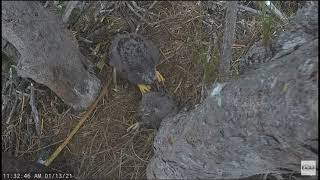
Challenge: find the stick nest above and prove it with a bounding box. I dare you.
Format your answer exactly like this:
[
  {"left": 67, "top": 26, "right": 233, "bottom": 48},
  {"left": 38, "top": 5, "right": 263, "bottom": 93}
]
[{"left": 2, "top": 1, "right": 303, "bottom": 179}]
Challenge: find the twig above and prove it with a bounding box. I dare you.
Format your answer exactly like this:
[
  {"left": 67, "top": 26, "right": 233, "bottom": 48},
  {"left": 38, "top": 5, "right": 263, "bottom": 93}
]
[
  {"left": 126, "top": 2, "right": 150, "bottom": 26},
  {"left": 134, "top": 1, "right": 158, "bottom": 33},
  {"left": 98, "top": 1, "right": 116, "bottom": 15},
  {"left": 44, "top": 77, "right": 112, "bottom": 166},
  {"left": 149, "top": 13, "right": 181, "bottom": 26},
  {"left": 147, "top": 1, "right": 158, "bottom": 12},
  {"left": 131, "top": 1, "right": 147, "bottom": 13},
  {"left": 238, "top": 4, "right": 262, "bottom": 15},
  {"left": 20, "top": 139, "right": 64, "bottom": 153},
  {"left": 6, "top": 97, "right": 18, "bottom": 124},
  {"left": 21, "top": 94, "right": 25, "bottom": 111},
  {"left": 264, "top": 1, "right": 289, "bottom": 23},
  {"left": 8, "top": 67, "right": 13, "bottom": 96},
  {"left": 131, "top": 1, "right": 159, "bottom": 17},
  {"left": 5, "top": 67, "right": 17, "bottom": 124},
  {"left": 44, "top": 1, "right": 50, "bottom": 8},
  {"left": 15, "top": 90, "right": 30, "bottom": 97},
  {"left": 78, "top": 37, "right": 93, "bottom": 44},
  {"left": 173, "top": 79, "right": 183, "bottom": 94},
  {"left": 119, "top": 149, "right": 123, "bottom": 179},
  {"left": 131, "top": 144, "right": 148, "bottom": 162},
  {"left": 220, "top": 1, "right": 238, "bottom": 81},
  {"left": 29, "top": 83, "right": 41, "bottom": 136},
  {"left": 112, "top": 68, "right": 118, "bottom": 92},
  {"left": 99, "top": 9, "right": 114, "bottom": 15},
  {"left": 62, "top": 1, "right": 80, "bottom": 23},
  {"left": 2, "top": 74, "right": 10, "bottom": 113},
  {"left": 53, "top": 1, "right": 59, "bottom": 7},
  {"left": 232, "top": 44, "right": 246, "bottom": 48},
  {"left": 2, "top": 95, "right": 8, "bottom": 112}
]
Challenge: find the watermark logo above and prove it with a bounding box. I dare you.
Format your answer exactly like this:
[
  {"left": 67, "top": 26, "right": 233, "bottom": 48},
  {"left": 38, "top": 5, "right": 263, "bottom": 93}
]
[{"left": 301, "top": 160, "right": 316, "bottom": 176}]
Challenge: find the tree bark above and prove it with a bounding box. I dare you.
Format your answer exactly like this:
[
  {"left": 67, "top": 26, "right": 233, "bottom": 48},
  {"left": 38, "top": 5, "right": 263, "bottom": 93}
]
[
  {"left": 2, "top": 1, "right": 101, "bottom": 111},
  {"left": 147, "top": 3, "right": 318, "bottom": 179}
]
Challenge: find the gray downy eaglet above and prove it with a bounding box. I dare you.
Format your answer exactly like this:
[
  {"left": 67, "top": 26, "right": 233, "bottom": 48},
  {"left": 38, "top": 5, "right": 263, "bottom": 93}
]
[
  {"left": 109, "top": 33, "right": 165, "bottom": 93},
  {"left": 128, "top": 92, "right": 177, "bottom": 131}
]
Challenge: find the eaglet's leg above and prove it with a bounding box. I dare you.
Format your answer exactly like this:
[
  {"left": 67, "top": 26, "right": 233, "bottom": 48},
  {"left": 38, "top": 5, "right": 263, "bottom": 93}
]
[
  {"left": 138, "top": 84, "right": 151, "bottom": 94},
  {"left": 156, "top": 70, "right": 165, "bottom": 83}
]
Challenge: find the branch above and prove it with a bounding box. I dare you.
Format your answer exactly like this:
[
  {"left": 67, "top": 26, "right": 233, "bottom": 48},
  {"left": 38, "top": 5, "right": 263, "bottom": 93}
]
[
  {"left": 62, "top": 1, "right": 80, "bottom": 23},
  {"left": 220, "top": 1, "right": 238, "bottom": 80},
  {"left": 43, "top": 1, "right": 50, "bottom": 8},
  {"left": 131, "top": 1, "right": 159, "bottom": 17},
  {"left": 264, "top": 1, "right": 289, "bottom": 23},
  {"left": 29, "top": 83, "right": 41, "bottom": 136},
  {"left": 44, "top": 78, "right": 111, "bottom": 166},
  {"left": 238, "top": 4, "right": 262, "bottom": 15},
  {"left": 127, "top": 1, "right": 158, "bottom": 33}
]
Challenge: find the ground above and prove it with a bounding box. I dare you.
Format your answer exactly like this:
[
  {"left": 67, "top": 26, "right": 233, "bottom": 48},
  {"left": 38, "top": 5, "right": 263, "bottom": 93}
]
[{"left": 2, "top": 1, "right": 302, "bottom": 179}]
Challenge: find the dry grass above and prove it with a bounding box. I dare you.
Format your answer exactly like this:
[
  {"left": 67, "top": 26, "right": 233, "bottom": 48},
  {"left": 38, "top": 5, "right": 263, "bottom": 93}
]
[
  {"left": 61, "top": 2, "right": 207, "bottom": 179},
  {"left": 1, "top": 2, "right": 208, "bottom": 179},
  {"left": 2, "top": 1, "right": 303, "bottom": 179}
]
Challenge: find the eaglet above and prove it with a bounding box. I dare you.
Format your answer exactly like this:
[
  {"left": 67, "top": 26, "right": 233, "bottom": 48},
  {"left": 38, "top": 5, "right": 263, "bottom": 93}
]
[
  {"left": 127, "top": 92, "right": 177, "bottom": 131},
  {"left": 109, "top": 33, "right": 165, "bottom": 93}
]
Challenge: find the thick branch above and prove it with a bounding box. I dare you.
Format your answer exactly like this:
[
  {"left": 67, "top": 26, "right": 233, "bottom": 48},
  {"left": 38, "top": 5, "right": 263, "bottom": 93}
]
[
  {"left": 220, "top": 1, "right": 238, "bottom": 80},
  {"left": 2, "top": 1, "right": 101, "bottom": 111}
]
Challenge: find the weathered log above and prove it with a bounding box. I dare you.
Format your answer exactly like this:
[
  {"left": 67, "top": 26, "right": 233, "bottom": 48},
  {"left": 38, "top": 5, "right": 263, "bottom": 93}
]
[
  {"left": 147, "top": 3, "right": 318, "bottom": 179},
  {"left": 2, "top": 1, "right": 101, "bottom": 111}
]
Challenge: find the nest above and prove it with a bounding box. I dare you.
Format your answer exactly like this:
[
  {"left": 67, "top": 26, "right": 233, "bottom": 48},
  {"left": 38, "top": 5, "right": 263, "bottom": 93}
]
[{"left": 2, "top": 1, "right": 303, "bottom": 179}]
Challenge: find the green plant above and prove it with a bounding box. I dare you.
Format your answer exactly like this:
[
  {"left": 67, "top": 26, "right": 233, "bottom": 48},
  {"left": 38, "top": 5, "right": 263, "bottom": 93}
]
[
  {"left": 258, "top": 2, "right": 277, "bottom": 47},
  {"left": 192, "top": 43, "right": 219, "bottom": 84},
  {"left": 203, "top": 46, "right": 219, "bottom": 84}
]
